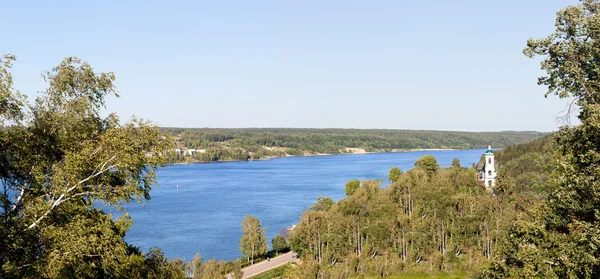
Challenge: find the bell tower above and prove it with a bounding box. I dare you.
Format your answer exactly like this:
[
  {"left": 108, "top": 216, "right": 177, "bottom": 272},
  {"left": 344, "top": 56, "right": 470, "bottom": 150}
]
[{"left": 484, "top": 146, "right": 496, "bottom": 188}]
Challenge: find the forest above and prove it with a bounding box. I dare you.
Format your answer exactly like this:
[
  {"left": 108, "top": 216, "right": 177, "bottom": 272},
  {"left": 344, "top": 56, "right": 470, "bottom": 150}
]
[
  {"left": 162, "top": 128, "right": 544, "bottom": 163},
  {"left": 282, "top": 134, "right": 554, "bottom": 278}
]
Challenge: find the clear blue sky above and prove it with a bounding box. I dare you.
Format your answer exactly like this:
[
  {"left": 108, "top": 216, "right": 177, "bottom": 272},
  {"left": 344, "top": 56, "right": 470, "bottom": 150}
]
[{"left": 2, "top": 0, "right": 578, "bottom": 132}]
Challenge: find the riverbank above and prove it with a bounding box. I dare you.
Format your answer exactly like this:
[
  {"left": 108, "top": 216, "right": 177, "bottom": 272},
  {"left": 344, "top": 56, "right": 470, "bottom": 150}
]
[{"left": 167, "top": 148, "right": 463, "bottom": 165}]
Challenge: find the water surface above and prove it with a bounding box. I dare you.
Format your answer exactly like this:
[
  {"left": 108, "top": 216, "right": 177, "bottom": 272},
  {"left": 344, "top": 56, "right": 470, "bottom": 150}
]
[{"left": 123, "top": 149, "right": 485, "bottom": 261}]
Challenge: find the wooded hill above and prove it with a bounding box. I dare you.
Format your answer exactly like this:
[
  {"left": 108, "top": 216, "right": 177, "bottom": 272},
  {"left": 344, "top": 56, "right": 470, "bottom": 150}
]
[
  {"left": 284, "top": 134, "right": 555, "bottom": 278},
  {"left": 161, "top": 128, "right": 545, "bottom": 163}
]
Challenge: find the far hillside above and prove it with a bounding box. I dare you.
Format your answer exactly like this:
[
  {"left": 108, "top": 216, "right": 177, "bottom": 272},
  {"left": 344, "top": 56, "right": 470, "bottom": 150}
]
[{"left": 161, "top": 128, "right": 545, "bottom": 163}]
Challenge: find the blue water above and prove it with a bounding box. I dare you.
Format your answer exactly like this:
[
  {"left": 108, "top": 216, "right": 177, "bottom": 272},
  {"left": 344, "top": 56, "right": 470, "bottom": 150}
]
[{"left": 122, "top": 149, "right": 485, "bottom": 261}]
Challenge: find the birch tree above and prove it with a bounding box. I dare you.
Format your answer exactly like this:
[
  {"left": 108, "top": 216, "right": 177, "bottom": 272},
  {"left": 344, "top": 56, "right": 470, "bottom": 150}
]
[
  {"left": 0, "top": 55, "right": 174, "bottom": 277},
  {"left": 239, "top": 215, "right": 268, "bottom": 264}
]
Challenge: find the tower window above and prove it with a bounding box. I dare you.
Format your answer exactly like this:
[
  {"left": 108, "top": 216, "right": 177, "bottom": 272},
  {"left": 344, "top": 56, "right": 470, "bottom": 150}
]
[
  {"left": 488, "top": 170, "right": 492, "bottom": 176},
  {"left": 488, "top": 158, "right": 492, "bottom": 164},
  {"left": 488, "top": 180, "right": 492, "bottom": 187}
]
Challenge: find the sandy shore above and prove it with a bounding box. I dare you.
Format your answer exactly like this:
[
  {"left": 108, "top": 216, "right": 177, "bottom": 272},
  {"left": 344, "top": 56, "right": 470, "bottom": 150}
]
[
  {"left": 169, "top": 148, "right": 460, "bottom": 165},
  {"left": 405, "top": 148, "right": 458, "bottom": 152}
]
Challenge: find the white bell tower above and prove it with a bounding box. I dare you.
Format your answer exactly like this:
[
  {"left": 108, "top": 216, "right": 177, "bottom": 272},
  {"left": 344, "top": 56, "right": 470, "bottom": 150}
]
[{"left": 484, "top": 146, "right": 496, "bottom": 188}]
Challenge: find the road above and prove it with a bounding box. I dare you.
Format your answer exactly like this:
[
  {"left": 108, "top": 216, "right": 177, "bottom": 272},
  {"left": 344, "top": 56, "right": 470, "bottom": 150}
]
[{"left": 228, "top": 251, "right": 298, "bottom": 279}]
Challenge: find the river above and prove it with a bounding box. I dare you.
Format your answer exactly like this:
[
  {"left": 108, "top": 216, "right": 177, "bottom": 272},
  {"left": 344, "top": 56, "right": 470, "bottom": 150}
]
[{"left": 122, "top": 149, "right": 486, "bottom": 261}]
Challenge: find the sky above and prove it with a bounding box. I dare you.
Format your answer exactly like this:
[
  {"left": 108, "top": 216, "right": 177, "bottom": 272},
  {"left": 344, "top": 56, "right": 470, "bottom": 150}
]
[{"left": 1, "top": 0, "right": 580, "bottom": 132}]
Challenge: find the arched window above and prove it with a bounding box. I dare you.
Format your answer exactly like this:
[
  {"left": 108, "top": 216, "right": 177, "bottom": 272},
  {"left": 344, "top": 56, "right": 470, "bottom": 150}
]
[
  {"left": 488, "top": 180, "right": 492, "bottom": 187},
  {"left": 488, "top": 158, "right": 492, "bottom": 164},
  {"left": 488, "top": 170, "right": 492, "bottom": 176}
]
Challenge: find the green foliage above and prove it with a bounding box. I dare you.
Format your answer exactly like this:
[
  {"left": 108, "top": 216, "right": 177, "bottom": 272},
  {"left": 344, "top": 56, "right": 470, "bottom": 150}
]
[
  {"left": 250, "top": 263, "right": 290, "bottom": 279},
  {"left": 388, "top": 272, "right": 468, "bottom": 278},
  {"left": 493, "top": 135, "right": 555, "bottom": 196},
  {"left": 451, "top": 158, "right": 461, "bottom": 169},
  {"left": 271, "top": 235, "right": 290, "bottom": 254},
  {"left": 139, "top": 248, "right": 187, "bottom": 279},
  {"left": 231, "top": 262, "right": 244, "bottom": 279},
  {"left": 0, "top": 56, "right": 177, "bottom": 278},
  {"left": 187, "top": 253, "right": 203, "bottom": 279},
  {"left": 240, "top": 215, "right": 269, "bottom": 264},
  {"left": 162, "top": 127, "right": 545, "bottom": 163},
  {"left": 196, "top": 259, "right": 228, "bottom": 279},
  {"left": 523, "top": 0, "right": 600, "bottom": 105},
  {"left": 0, "top": 54, "right": 26, "bottom": 124},
  {"left": 310, "top": 196, "right": 334, "bottom": 211},
  {"left": 291, "top": 168, "right": 480, "bottom": 275},
  {"left": 183, "top": 253, "right": 232, "bottom": 279},
  {"left": 485, "top": 1, "right": 600, "bottom": 277},
  {"left": 288, "top": 138, "right": 555, "bottom": 278},
  {"left": 283, "top": 258, "right": 320, "bottom": 278},
  {"left": 414, "top": 155, "right": 440, "bottom": 177},
  {"left": 389, "top": 166, "right": 402, "bottom": 182},
  {"left": 345, "top": 180, "right": 360, "bottom": 196}
]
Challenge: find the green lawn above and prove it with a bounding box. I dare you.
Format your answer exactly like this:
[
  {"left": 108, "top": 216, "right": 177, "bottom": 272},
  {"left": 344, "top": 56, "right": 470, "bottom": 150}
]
[
  {"left": 354, "top": 271, "right": 470, "bottom": 279},
  {"left": 247, "top": 265, "right": 469, "bottom": 279}
]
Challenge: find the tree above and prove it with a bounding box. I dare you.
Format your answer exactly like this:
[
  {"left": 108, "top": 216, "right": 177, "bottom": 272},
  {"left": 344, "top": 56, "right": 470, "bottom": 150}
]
[
  {"left": 139, "top": 248, "right": 187, "bottom": 279},
  {"left": 272, "top": 235, "right": 290, "bottom": 254},
  {"left": 284, "top": 257, "right": 320, "bottom": 279},
  {"left": 187, "top": 253, "right": 202, "bottom": 279},
  {"left": 231, "top": 262, "right": 244, "bottom": 279},
  {"left": 451, "top": 158, "right": 461, "bottom": 169},
  {"left": 345, "top": 180, "right": 360, "bottom": 196},
  {"left": 309, "top": 196, "right": 333, "bottom": 211},
  {"left": 199, "top": 259, "right": 226, "bottom": 279},
  {"left": 389, "top": 167, "right": 402, "bottom": 182},
  {"left": 487, "top": 1, "right": 600, "bottom": 277},
  {"left": 414, "top": 155, "right": 439, "bottom": 177},
  {"left": 523, "top": 0, "right": 600, "bottom": 109},
  {"left": 0, "top": 54, "right": 25, "bottom": 125},
  {"left": 0, "top": 56, "right": 174, "bottom": 277},
  {"left": 239, "top": 215, "right": 268, "bottom": 264}
]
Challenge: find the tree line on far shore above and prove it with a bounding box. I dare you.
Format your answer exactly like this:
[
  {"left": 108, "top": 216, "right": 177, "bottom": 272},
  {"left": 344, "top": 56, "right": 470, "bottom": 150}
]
[{"left": 162, "top": 127, "right": 544, "bottom": 163}]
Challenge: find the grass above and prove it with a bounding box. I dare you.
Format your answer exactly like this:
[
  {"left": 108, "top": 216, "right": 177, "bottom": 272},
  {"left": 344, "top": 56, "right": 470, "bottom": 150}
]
[
  {"left": 354, "top": 271, "right": 470, "bottom": 279},
  {"left": 248, "top": 263, "right": 290, "bottom": 279},
  {"left": 246, "top": 263, "right": 469, "bottom": 279},
  {"left": 386, "top": 273, "right": 468, "bottom": 279}
]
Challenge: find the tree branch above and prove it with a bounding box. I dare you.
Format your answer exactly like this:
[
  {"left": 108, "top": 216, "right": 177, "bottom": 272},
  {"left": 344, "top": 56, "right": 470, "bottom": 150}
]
[
  {"left": 557, "top": 98, "right": 578, "bottom": 126},
  {"left": 10, "top": 186, "right": 25, "bottom": 212},
  {"left": 26, "top": 153, "right": 120, "bottom": 230},
  {"left": 577, "top": 72, "right": 597, "bottom": 104},
  {"left": 71, "top": 162, "right": 119, "bottom": 193}
]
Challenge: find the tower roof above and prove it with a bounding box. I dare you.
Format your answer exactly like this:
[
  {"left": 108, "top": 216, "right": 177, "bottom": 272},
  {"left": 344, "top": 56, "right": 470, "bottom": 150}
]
[{"left": 485, "top": 145, "right": 494, "bottom": 154}]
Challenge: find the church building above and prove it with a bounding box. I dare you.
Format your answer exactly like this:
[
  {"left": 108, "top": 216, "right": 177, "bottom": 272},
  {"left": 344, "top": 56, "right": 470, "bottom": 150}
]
[{"left": 476, "top": 146, "right": 496, "bottom": 188}]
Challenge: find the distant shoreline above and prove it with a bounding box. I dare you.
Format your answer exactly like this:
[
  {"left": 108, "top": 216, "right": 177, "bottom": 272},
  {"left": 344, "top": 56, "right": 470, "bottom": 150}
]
[{"left": 166, "top": 148, "right": 464, "bottom": 165}]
